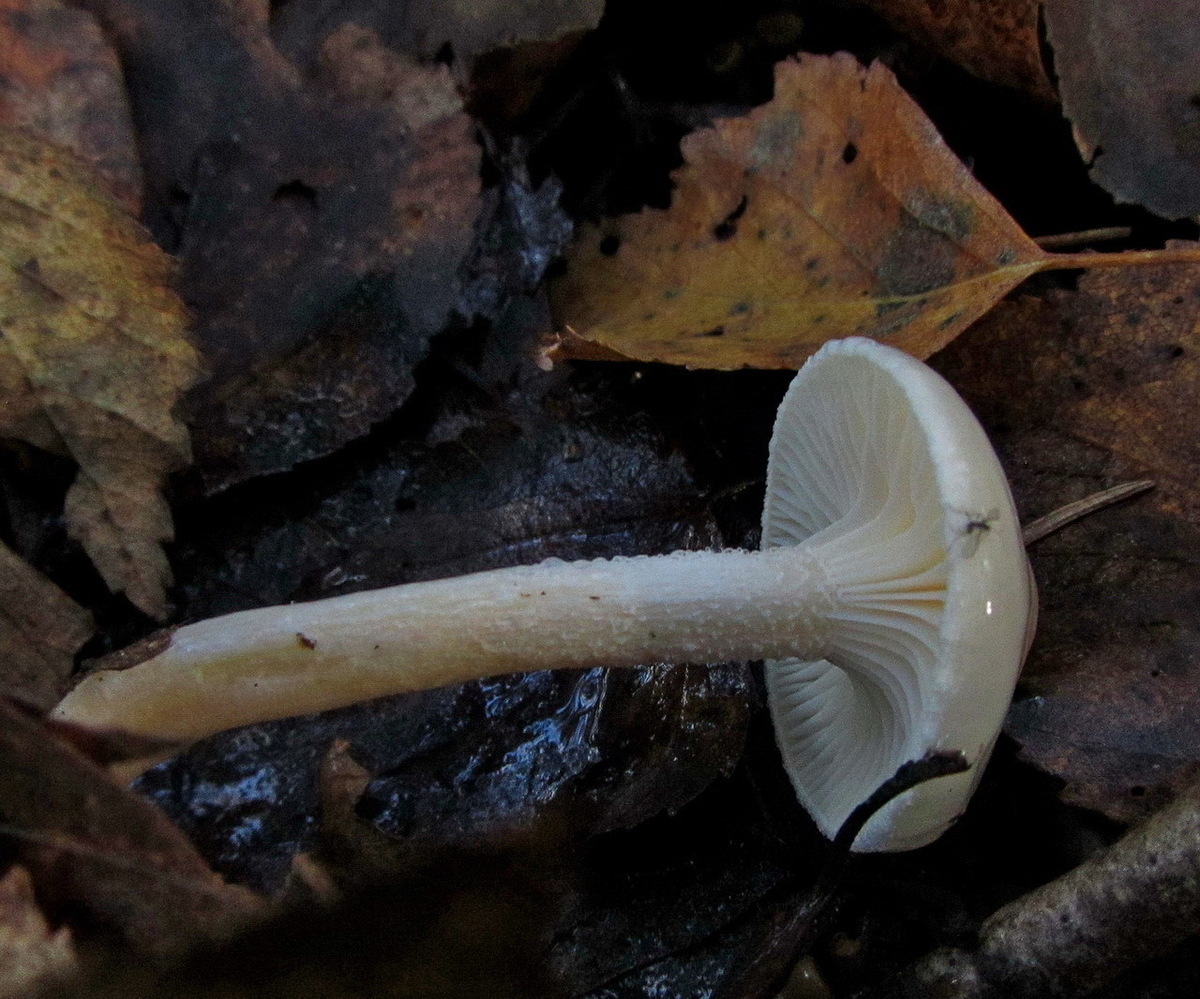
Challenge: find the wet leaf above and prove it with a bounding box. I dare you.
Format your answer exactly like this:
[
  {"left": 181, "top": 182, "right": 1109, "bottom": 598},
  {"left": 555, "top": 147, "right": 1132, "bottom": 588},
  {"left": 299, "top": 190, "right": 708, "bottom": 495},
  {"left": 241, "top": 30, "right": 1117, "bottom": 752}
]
[
  {"left": 127, "top": 333, "right": 810, "bottom": 994},
  {"left": 549, "top": 54, "right": 1200, "bottom": 371},
  {"left": 932, "top": 249, "right": 1200, "bottom": 822},
  {"left": 852, "top": 0, "right": 1054, "bottom": 99},
  {"left": 0, "top": 0, "right": 142, "bottom": 210},
  {"left": 145, "top": 354, "right": 757, "bottom": 889},
  {"left": 0, "top": 864, "right": 76, "bottom": 999},
  {"left": 1044, "top": 0, "right": 1200, "bottom": 219},
  {"left": 0, "top": 128, "right": 201, "bottom": 617},
  {"left": 0, "top": 700, "right": 267, "bottom": 955},
  {"left": 0, "top": 538, "right": 93, "bottom": 708}
]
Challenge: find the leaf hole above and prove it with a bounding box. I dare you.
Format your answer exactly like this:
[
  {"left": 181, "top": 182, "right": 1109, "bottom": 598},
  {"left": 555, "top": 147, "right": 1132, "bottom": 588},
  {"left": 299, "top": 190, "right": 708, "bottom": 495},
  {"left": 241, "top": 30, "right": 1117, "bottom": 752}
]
[
  {"left": 841, "top": 142, "right": 858, "bottom": 164},
  {"left": 712, "top": 195, "right": 749, "bottom": 241},
  {"left": 599, "top": 234, "right": 621, "bottom": 256},
  {"left": 1130, "top": 785, "right": 1146, "bottom": 797}
]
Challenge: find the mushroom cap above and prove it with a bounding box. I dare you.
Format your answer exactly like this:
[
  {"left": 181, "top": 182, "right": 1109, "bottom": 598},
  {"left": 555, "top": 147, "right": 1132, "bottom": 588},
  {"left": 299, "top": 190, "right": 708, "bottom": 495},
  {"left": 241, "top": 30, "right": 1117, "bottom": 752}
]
[{"left": 762, "top": 337, "right": 1035, "bottom": 851}]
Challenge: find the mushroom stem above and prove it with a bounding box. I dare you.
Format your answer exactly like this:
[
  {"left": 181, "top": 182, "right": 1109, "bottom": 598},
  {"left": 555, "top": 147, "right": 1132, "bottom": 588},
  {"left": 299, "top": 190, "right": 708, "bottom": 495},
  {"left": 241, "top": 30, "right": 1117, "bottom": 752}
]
[
  {"left": 50, "top": 337, "right": 1036, "bottom": 853},
  {"left": 53, "top": 546, "right": 839, "bottom": 742}
]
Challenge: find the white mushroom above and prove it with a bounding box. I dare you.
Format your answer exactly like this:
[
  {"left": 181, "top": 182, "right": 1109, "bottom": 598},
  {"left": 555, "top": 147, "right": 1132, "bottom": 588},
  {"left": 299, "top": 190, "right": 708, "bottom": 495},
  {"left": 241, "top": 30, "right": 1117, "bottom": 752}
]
[{"left": 52, "top": 337, "right": 1035, "bottom": 851}]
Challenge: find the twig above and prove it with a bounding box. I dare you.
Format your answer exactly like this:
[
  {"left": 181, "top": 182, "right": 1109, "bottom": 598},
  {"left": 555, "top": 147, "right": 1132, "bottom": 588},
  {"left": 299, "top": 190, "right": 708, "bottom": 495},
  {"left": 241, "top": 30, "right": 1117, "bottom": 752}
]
[
  {"left": 1034, "top": 227, "right": 1132, "bottom": 250},
  {"left": 1022, "top": 480, "right": 1154, "bottom": 546},
  {"left": 778, "top": 754, "right": 970, "bottom": 956},
  {"left": 858, "top": 777, "right": 1200, "bottom": 998}
]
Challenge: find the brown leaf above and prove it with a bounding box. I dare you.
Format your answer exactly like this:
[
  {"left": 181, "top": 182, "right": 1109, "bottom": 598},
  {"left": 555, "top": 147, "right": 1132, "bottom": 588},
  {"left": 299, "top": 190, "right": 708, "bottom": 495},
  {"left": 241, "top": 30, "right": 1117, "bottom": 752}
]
[
  {"left": 0, "top": 865, "right": 76, "bottom": 999},
  {"left": 84, "top": 1, "right": 486, "bottom": 489},
  {"left": 549, "top": 54, "right": 1050, "bottom": 369},
  {"left": 852, "top": 0, "right": 1055, "bottom": 100},
  {"left": 0, "top": 700, "right": 267, "bottom": 955},
  {"left": 271, "top": 0, "right": 604, "bottom": 68},
  {"left": 0, "top": 127, "right": 201, "bottom": 618},
  {"left": 0, "top": 539, "right": 92, "bottom": 708},
  {"left": 932, "top": 249, "right": 1200, "bottom": 822},
  {"left": 1044, "top": 0, "right": 1200, "bottom": 219},
  {"left": 0, "top": 0, "right": 142, "bottom": 211}
]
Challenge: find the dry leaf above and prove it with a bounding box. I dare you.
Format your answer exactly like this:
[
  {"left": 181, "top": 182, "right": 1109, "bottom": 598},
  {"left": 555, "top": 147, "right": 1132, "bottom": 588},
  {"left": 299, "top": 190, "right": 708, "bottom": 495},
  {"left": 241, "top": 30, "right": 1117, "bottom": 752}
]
[
  {"left": 0, "top": 539, "right": 93, "bottom": 708},
  {"left": 932, "top": 251, "right": 1200, "bottom": 822},
  {"left": 0, "top": 699, "right": 266, "bottom": 955},
  {"left": 549, "top": 54, "right": 1200, "bottom": 371},
  {"left": 0, "top": 127, "right": 201, "bottom": 618},
  {"left": 851, "top": 0, "right": 1054, "bottom": 100},
  {"left": 1044, "top": 0, "right": 1200, "bottom": 219},
  {"left": 550, "top": 54, "right": 1052, "bottom": 368},
  {"left": 0, "top": 865, "right": 76, "bottom": 999},
  {"left": 0, "top": 0, "right": 142, "bottom": 212}
]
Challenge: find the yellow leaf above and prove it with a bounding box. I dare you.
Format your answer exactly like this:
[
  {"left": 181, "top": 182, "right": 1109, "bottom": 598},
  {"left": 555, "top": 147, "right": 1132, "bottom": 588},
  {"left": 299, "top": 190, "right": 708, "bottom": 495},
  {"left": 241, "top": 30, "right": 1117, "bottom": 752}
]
[
  {"left": 549, "top": 54, "right": 1200, "bottom": 370},
  {"left": 0, "top": 128, "right": 202, "bottom": 618}
]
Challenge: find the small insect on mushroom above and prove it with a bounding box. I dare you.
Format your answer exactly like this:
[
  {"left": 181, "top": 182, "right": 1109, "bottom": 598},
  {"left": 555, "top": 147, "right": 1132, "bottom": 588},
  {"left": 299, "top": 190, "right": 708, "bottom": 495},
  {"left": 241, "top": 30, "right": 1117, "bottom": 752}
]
[{"left": 53, "top": 337, "right": 1036, "bottom": 852}]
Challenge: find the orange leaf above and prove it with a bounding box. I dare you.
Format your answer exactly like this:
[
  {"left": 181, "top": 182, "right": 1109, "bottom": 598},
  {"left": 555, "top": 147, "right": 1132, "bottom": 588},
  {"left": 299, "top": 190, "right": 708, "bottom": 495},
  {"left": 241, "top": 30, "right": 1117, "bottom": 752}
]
[{"left": 548, "top": 54, "right": 1200, "bottom": 371}]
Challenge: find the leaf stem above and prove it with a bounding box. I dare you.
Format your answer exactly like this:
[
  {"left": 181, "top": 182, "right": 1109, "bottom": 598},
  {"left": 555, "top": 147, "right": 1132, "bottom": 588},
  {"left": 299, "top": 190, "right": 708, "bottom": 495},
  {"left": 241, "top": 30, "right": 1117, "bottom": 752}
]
[{"left": 1047, "top": 246, "right": 1200, "bottom": 270}]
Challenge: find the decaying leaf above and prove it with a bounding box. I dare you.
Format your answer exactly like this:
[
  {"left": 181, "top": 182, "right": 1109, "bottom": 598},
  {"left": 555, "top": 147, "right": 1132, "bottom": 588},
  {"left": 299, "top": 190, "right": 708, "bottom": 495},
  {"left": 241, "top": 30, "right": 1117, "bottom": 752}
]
[
  {"left": 0, "top": 538, "right": 93, "bottom": 708},
  {"left": 549, "top": 54, "right": 1050, "bottom": 368},
  {"left": 0, "top": 0, "right": 142, "bottom": 211},
  {"left": 933, "top": 250, "right": 1200, "bottom": 822},
  {"left": 0, "top": 700, "right": 266, "bottom": 955},
  {"left": 82, "top": 0, "right": 489, "bottom": 489},
  {"left": 549, "top": 54, "right": 1200, "bottom": 371},
  {"left": 851, "top": 0, "right": 1054, "bottom": 100},
  {"left": 0, "top": 864, "right": 76, "bottom": 999},
  {"left": 0, "top": 128, "right": 201, "bottom": 618},
  {"left": 1044, "top": 0, "right": 1200, "bottom": 219},
  {"left": 271, "top": 0, "right": 604, "bottom": 69}
]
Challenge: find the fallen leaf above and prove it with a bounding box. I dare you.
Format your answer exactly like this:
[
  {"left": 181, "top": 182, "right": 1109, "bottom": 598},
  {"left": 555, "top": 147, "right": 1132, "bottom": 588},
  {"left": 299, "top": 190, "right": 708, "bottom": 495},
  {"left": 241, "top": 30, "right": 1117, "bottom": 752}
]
[
  {"left": 82, "top": 1, "right": 489, "bottom": 489},
  {"left": 271, "top": 0, "right": 604, "bottom": 69},
  {"left": 0, "top": 127, "right": 200, "bottom": 618},
  {"left": 0, "top": 699, "right": 266, "bottom": 955},
  {"left": 0, "top": 0, "right": 142, "bottom": 211},
  {"left": 932, "top": 249, "right": 1200, "bottom": 822},
  {"left": 1044, "top": 0, "right": 1200, "bottom": 219},
  {"left": 548, "top": 54, "right": 1200, "bottom": 371},
  {"left": 852, "top": 0, "right": 1054, "bottom": 100},
  {"left": 0, "top": 538, "right": 93, "bottom": 708},
  {"left": 145, "top": 356, "right": 756, "bottom": 889},
  {"left": 550, "top": 54, "right": 1052, "bottom": 368},
  {"left": 0, "top": 865, "right": 76, "bottom": 999}
]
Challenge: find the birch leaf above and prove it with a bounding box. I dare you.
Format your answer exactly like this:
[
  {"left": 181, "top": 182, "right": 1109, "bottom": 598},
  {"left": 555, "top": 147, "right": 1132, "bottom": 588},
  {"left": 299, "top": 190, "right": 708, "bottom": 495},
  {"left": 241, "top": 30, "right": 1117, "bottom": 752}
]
[
  {"left": 549, "top": 55, "right": 1200, "bottom": 370},
  {"left": 0, "top": 128, "right": 201, "bottom": 618}
]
